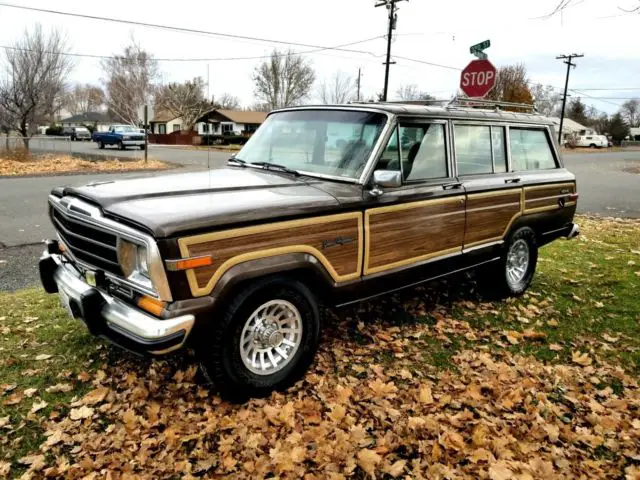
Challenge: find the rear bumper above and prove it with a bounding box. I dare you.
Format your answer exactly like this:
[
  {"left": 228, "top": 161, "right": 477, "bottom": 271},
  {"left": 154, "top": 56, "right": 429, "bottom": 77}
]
[{"left": 39, "top": 251, "right": 194, "bottom": 355}]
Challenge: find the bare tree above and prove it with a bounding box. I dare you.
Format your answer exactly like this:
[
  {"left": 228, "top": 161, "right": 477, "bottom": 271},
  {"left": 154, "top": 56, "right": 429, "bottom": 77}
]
[
  {"left": 530, "top": 83, "right": 561, "bottom": 116},
  {"left": 213, "top": 93, "right": 241, "bottom": 110},
  {"left": 546, "top": 0, "right": 639, "bottom": 15},
  {"left": 102, "top": 41, "right": 158, "bottom": 126},
  {"left": 485, "top": 64, "right": 534, "bottom": 108},
  {"left": 318, "top": 70, "right": 355, "bottom": 104},
  {"left": 64, "top": 84, "right": 105, "bottom": 116},
  {"left": 394, "top": 84, "right": 435, "bottom": 102},
  {"left": 620, "top": 99, "right": 640, "bottom": 127},
  {"left": 0, "top": 105, "right": 14, "bottom": 149},
  {"left": 0, "top": 25, "right": 72, "bottom": 149},
  {"left": 155, "top": 77, "right": 212, "bottom": 132},
  {"left": 253, "top": 49, "right": 315, "bottom": 110}
]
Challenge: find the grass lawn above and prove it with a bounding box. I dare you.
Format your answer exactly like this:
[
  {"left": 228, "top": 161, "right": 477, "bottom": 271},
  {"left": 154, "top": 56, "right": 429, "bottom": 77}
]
[{"left": 0, "top": 215, "right": 638, "bottom": 478}]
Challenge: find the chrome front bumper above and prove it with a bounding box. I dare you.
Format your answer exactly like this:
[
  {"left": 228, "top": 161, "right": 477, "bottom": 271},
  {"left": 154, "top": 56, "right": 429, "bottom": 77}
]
[
  {"left": 122, "top": 140, "right": 145, "bottom": 146},
  {"left": 40, "top": 252, "right": 194, "bottom": 354}
]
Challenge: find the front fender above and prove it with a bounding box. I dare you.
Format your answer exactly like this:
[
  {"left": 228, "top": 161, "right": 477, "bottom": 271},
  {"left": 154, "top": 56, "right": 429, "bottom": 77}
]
[{"left": 209, "top": 252, "right": 338, "bottom": 304}]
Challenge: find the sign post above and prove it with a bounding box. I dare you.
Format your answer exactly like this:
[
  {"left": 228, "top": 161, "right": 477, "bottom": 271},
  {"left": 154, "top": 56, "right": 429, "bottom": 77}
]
[{"left": 460, "top": 59, "right": 497, "bottom": 98}]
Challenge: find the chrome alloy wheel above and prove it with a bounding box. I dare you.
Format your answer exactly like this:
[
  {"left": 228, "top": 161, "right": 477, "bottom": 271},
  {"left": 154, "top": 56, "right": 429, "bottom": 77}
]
[
  {"left": 506, "top": 239, "right": 530, "bottom": 288},
  {"left": 240, "top": 300, "right": 303, "bottom": 376}
]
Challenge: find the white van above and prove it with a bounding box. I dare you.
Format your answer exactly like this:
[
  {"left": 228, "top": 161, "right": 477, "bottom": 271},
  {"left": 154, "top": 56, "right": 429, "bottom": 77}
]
[{"left": 575, "top": 134, "right": 608, "bottom": 148}]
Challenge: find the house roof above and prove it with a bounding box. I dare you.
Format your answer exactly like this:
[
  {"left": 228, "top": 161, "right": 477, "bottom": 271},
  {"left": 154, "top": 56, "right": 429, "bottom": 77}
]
[
  {"left": 61, "top": 112, "right": 115, "bottom": 123},
  {"left": 150, "top": 110, "right": 180, "bottom": 123},
  {"left": 215, "top": 110, "right": 268, "bottom": 124},
  {"left": 548, "top": 116, "right": 588, "bottom": 133}
]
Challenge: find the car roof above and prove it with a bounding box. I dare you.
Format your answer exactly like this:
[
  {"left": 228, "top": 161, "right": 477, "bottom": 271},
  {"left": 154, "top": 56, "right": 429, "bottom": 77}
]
[{"left": 273, "top": 103, "right": 554, "bottom": 127}]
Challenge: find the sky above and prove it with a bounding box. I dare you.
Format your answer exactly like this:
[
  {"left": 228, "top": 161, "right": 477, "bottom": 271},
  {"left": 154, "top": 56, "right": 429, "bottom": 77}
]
[{"left": 0, "top": 0, "right": 638, "bottom": 114}]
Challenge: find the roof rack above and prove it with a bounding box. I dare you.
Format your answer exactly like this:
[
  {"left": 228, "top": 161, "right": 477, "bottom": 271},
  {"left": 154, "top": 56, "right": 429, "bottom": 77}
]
[{"left": 447, "top": 96, "right": 537, "bottom": 113}]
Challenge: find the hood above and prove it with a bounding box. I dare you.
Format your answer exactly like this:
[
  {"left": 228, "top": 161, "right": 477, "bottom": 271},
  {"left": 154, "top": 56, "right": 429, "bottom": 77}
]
[{"left": 62, "top": 168, "right": 341, "bottom": 237}]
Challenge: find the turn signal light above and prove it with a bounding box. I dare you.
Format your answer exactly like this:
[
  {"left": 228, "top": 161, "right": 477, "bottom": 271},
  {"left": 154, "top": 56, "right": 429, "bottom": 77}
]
[
  {"left": 166, "top": 255, "right": 214, "bottom": 271},
  {"left": 137, "top": 295, "right": 165, "bottom": 316}
]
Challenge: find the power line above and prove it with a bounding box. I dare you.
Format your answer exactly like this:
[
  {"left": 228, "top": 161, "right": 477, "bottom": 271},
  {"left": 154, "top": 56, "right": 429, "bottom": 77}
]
[
  {"left": 569, "top": 89, "right": 623, "bottom": 107},
  {"left": 0, "top": 2, "right": 380, "bottom": 56},
  {"left": 393, "top": 55, "right": 460, "bottom": 71},
  {"left": 0, "top": 36, "right": 384, "bottom": 63}
]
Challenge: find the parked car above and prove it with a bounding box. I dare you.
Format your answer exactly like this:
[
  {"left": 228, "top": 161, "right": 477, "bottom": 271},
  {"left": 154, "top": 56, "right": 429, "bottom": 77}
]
[
  {"left": 92, "top": 125, "right": 145, "bottom": 150},
  {"left": 575, "top": 134, "right": 608, "bottom": 148},
  {"left": 39, "top": 104, "right": 579, "bottom": 400},
  {"left": 61, "top": 126, "right": 92, "bottom": 141}
]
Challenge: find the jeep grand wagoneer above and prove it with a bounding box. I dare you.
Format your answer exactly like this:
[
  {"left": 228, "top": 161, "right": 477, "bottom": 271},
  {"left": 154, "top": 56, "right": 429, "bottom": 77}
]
[{"left": 39, "top": 103, "right": 579, "bottom": 400}]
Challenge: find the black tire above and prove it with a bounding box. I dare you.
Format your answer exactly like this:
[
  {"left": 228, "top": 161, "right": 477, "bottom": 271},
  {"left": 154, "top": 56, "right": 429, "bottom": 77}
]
[
  {"left": 118, "top": 141, "right": 125, "bottom": 150},
  {"left": 140, "top": 145, "right": 146, "bottom": 151},
  {"left": 479, "top": 227, "right": 538, "bottom": 299},
  {"left": 590, "top": 143, "right": 596, "bottom": 149},
  {"left": 98, "top": 141, "right": 104, "bottom": 149},
  {"left": 198, "top": 276, "right": 321, "bottom": 402}
]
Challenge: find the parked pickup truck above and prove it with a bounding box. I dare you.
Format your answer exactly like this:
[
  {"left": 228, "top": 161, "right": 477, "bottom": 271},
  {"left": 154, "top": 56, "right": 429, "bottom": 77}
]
[{"left": 92, "top": 125, "right": 146, "bottom": 150}]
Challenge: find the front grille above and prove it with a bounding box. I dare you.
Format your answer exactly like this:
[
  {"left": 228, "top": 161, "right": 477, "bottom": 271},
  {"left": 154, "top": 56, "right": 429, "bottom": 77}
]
[{"left": 51, "top": 207, "right": 123, "bottom": 276}]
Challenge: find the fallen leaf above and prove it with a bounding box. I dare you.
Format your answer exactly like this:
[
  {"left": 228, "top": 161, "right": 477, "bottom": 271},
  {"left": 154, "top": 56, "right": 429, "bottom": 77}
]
[
  {"left": 35, "top": 354, "right": 52, "bottom": 361},
  {"left": 384, "top": 459, "right": 406, "bottom": 477},
  {"left": 0, "top": 461, "right": 9, "bottom": 476},
  {"left": 505, "top": 331, "right": 521, "bottom": 345},
  {"left": 572, "top": 351, "right": 592, "bottom": 367},
  {"left": 46, "top": 383, "right": 73, "bottom": 393},
  {"left": 24, "top": 388, "right": 37, "bottom": 398},
  {"left": 602, "top": 334, "right": 619, "bottom": 343},
  {"left": 357, "top": 449, "right": 381, "bottom": 476},
  {"left": 544, "top": 424, "right": 560, "bottom": 442},
  {"left": 489, "top": 462, "right": 514, "bottom": 480},
  {"left": 1, "top": 384, "right": 17, "bottom": 394},
  {"left": 547, "top": 319, "right": 559, "bottom": 327},
  {"left": 81, "top": 387, "right": 109, "bottom": 405},
  {"left": 419, "top": 385, "right": 434, "bottom": 404},
  {"left": 69, "top": 405, "right": 94, "bottom": 420},
  {"left": 0, "top": 416, "right": 9, "bottom": 428},
  {"left": 522, "top": 330, "right": 547, "bottom": 341},
  {"left": 549, "top": 344, "right": 563, "bottom": 351},
  {"left": 18, "top": 454, "right": 45, "bottom": 471},
  {"left": 30, "top": 400, "right": 48, "bottom": 414}
]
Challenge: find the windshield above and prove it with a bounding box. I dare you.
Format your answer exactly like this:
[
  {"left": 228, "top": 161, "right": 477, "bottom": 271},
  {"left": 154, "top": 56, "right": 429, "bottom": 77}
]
[
  {"left": 114, "top": 126, "right": 137, "bottom": 133},
  {"left": 236, "top": 110, "right": 388, "bottom": 180}
]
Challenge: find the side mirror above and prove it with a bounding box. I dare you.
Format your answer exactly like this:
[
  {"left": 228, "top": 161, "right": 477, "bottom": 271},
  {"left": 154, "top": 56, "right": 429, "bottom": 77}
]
[
  {"left": 373, "top": 170, "right": 402, "bottom": 188},
  {"left": 370, "top": 170, "right": 401, "bottom": 197}
]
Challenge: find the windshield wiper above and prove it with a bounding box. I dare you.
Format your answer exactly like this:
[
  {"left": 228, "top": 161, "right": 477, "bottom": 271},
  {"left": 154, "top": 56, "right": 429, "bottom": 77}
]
[
  {"left": 227, "top": 156, "right": 247, "bottom": 167},
  {"left": 249, "top": 161, "right": 299, "bottom": 176}
]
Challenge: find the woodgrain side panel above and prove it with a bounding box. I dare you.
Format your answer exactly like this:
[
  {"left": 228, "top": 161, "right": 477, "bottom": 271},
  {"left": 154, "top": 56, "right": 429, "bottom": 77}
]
[
  {"left": 178, "top": 213, "right": 362, "bottom": 297},
  {"left": 464, "top": 190, "right": 522, "bottom": 247},
  {"left": 365, "top": 197, "right": 465, "bottom": 275},
  {"left": 524, "top": 183, "right": 576, "bottom": 214}
]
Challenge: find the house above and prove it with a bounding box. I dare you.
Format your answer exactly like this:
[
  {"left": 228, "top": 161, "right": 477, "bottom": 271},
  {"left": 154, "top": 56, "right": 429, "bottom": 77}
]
[
  {"left": 548, "top": 117, "right": 590, "bottom": 145},
  {"left": 195, "top": 110, "right": 268, "bottom": 136},
  {"left": 60, "top": 112, "right": 116, "bottom": 133},
  {"left": 149, "top": 110, "right": 184, "bottom": 134},
  {"left": 629, "top": 127, "right": 640, "bottom": 141}
]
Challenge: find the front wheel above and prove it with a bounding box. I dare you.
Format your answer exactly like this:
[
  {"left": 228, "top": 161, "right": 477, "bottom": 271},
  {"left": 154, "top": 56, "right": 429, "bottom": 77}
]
[
  {"left": 118, "top": 141, "right": 125, "bottom": 150},
  {"left": 198, "top": 276, "right": 321, "bottom": 402},
  {"left": 98, "top": 141, "right": 104, "bottom": 149},
  {"left": 479, "top": 227, "right": 538, "bottom": 299}
]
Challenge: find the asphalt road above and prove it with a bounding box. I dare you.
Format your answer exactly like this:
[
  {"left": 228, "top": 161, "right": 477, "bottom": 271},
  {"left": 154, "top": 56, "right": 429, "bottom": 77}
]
[{"left": 1, "top": 147, "right": 638, "bottom": 291}]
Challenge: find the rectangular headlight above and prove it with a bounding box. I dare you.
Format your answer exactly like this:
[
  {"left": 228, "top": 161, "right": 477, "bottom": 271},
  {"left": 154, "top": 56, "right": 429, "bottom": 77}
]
[{"left": 117, "top": 239, "right": 153, "bottom": 290}]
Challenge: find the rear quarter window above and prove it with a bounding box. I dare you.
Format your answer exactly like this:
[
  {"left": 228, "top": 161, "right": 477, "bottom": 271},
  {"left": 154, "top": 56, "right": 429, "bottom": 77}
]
[{"left": 509, "top": 128, "right": 558, "bottom": 171}]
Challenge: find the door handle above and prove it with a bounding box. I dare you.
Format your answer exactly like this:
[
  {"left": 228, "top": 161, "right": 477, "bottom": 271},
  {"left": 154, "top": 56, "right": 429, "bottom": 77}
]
[
  {"left": 505, "top": 177, "right": 522, "bottom": 184},
  {"left": 442, "top": 182, "right": 463, "bottom": 190}
]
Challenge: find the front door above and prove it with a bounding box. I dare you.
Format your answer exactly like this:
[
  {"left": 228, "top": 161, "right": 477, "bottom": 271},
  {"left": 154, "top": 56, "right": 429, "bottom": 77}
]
[
  {"left": 452, "top": 122, "right": 522, "bottom": 250},
  {"left": 364, "top": 119, "right": 466, "bottom": 276}
]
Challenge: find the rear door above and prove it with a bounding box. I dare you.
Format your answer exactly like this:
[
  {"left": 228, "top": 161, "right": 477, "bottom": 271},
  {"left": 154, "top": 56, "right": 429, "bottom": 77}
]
[
  {"left": 363, "top": 118, "right": 466, "bottom": 276},
  {"left": 453, "top": 122, "right": 522, "bottom": 250}
]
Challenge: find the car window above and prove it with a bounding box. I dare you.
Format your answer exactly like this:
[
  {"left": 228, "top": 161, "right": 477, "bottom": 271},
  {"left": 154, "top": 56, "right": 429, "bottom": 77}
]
[
  {"left": 510, "top": 128, "right": 558, "bottom": 171},
  {"left": 379, "top": 123, "right": 448, "bottom": 182},
  {"left": 455, "top": 125, "right": 492, "bottom": 175},
  {"left": 401, "top": 123, "right": 447, "bottom": 181},
  {"left": 492, "top": 127, "right": 507, "bottom": 173}
]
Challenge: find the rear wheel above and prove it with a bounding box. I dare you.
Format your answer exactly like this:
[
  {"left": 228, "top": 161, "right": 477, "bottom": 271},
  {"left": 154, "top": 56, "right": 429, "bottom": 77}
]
[
  {"left": 590, "top": 143, "right": 597, "bottom": 149},
  {"left": 98, "top": 141, "right": 104, "bottom": 149},
  {"left": 479, "top": 227, "right": 538, "bottom": 299},
  {"left": 140, "top": 145, "right": 146, "bottom": 150},
  {"left": 198, "top": 276, "right": 321, "bottom": 402},
  {"left": 118, "top": 141, "right": 125, "bottom": 150}
]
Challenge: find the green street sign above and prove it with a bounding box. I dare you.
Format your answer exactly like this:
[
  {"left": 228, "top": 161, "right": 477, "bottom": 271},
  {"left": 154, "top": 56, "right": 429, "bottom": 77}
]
[{"left": 470, "top": 40, "right": 491, "bottom": 54}]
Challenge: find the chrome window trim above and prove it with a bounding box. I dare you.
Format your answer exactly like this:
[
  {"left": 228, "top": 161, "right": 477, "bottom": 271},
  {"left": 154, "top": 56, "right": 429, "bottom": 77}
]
[
  {"left": 49, "top": 195, "right": 173, "bottom": 302},
  {"left": 360, "top": 113, "right": 397, "bottom": 185}
]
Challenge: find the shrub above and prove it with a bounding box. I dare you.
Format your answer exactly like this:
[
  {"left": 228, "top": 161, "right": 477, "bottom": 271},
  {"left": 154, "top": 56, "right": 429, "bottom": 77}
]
[{"left": 45, "top": 125, "right": 63, "bottom": 136}]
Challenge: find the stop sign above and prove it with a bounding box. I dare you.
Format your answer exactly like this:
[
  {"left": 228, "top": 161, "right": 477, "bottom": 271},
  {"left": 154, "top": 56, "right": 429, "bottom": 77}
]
[{"left": 460, "top": 59, "right": 497, "bottom": 98}]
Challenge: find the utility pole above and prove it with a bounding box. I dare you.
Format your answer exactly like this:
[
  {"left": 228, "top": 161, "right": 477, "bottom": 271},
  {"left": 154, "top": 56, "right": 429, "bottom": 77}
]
[
  {"left": 356, "top": 68, "right": 362, "bottom": 101},
  {"left": 376, "top": 0, "right": 406, "bottom": 101},
  {"left": 143, "top": 105, "right": 148, "bottom": 163},
  {"left": 556, "top": 53, "right": 584, "bottom": 143}
]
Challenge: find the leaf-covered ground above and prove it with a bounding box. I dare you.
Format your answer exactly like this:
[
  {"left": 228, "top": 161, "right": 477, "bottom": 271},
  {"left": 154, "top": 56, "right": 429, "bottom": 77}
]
[
  {"left": 1, "top": 215, "right": 639, "bottom": 479},
  {"left": 0, "top": 154, "right": 167, "bottom": 176}
]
